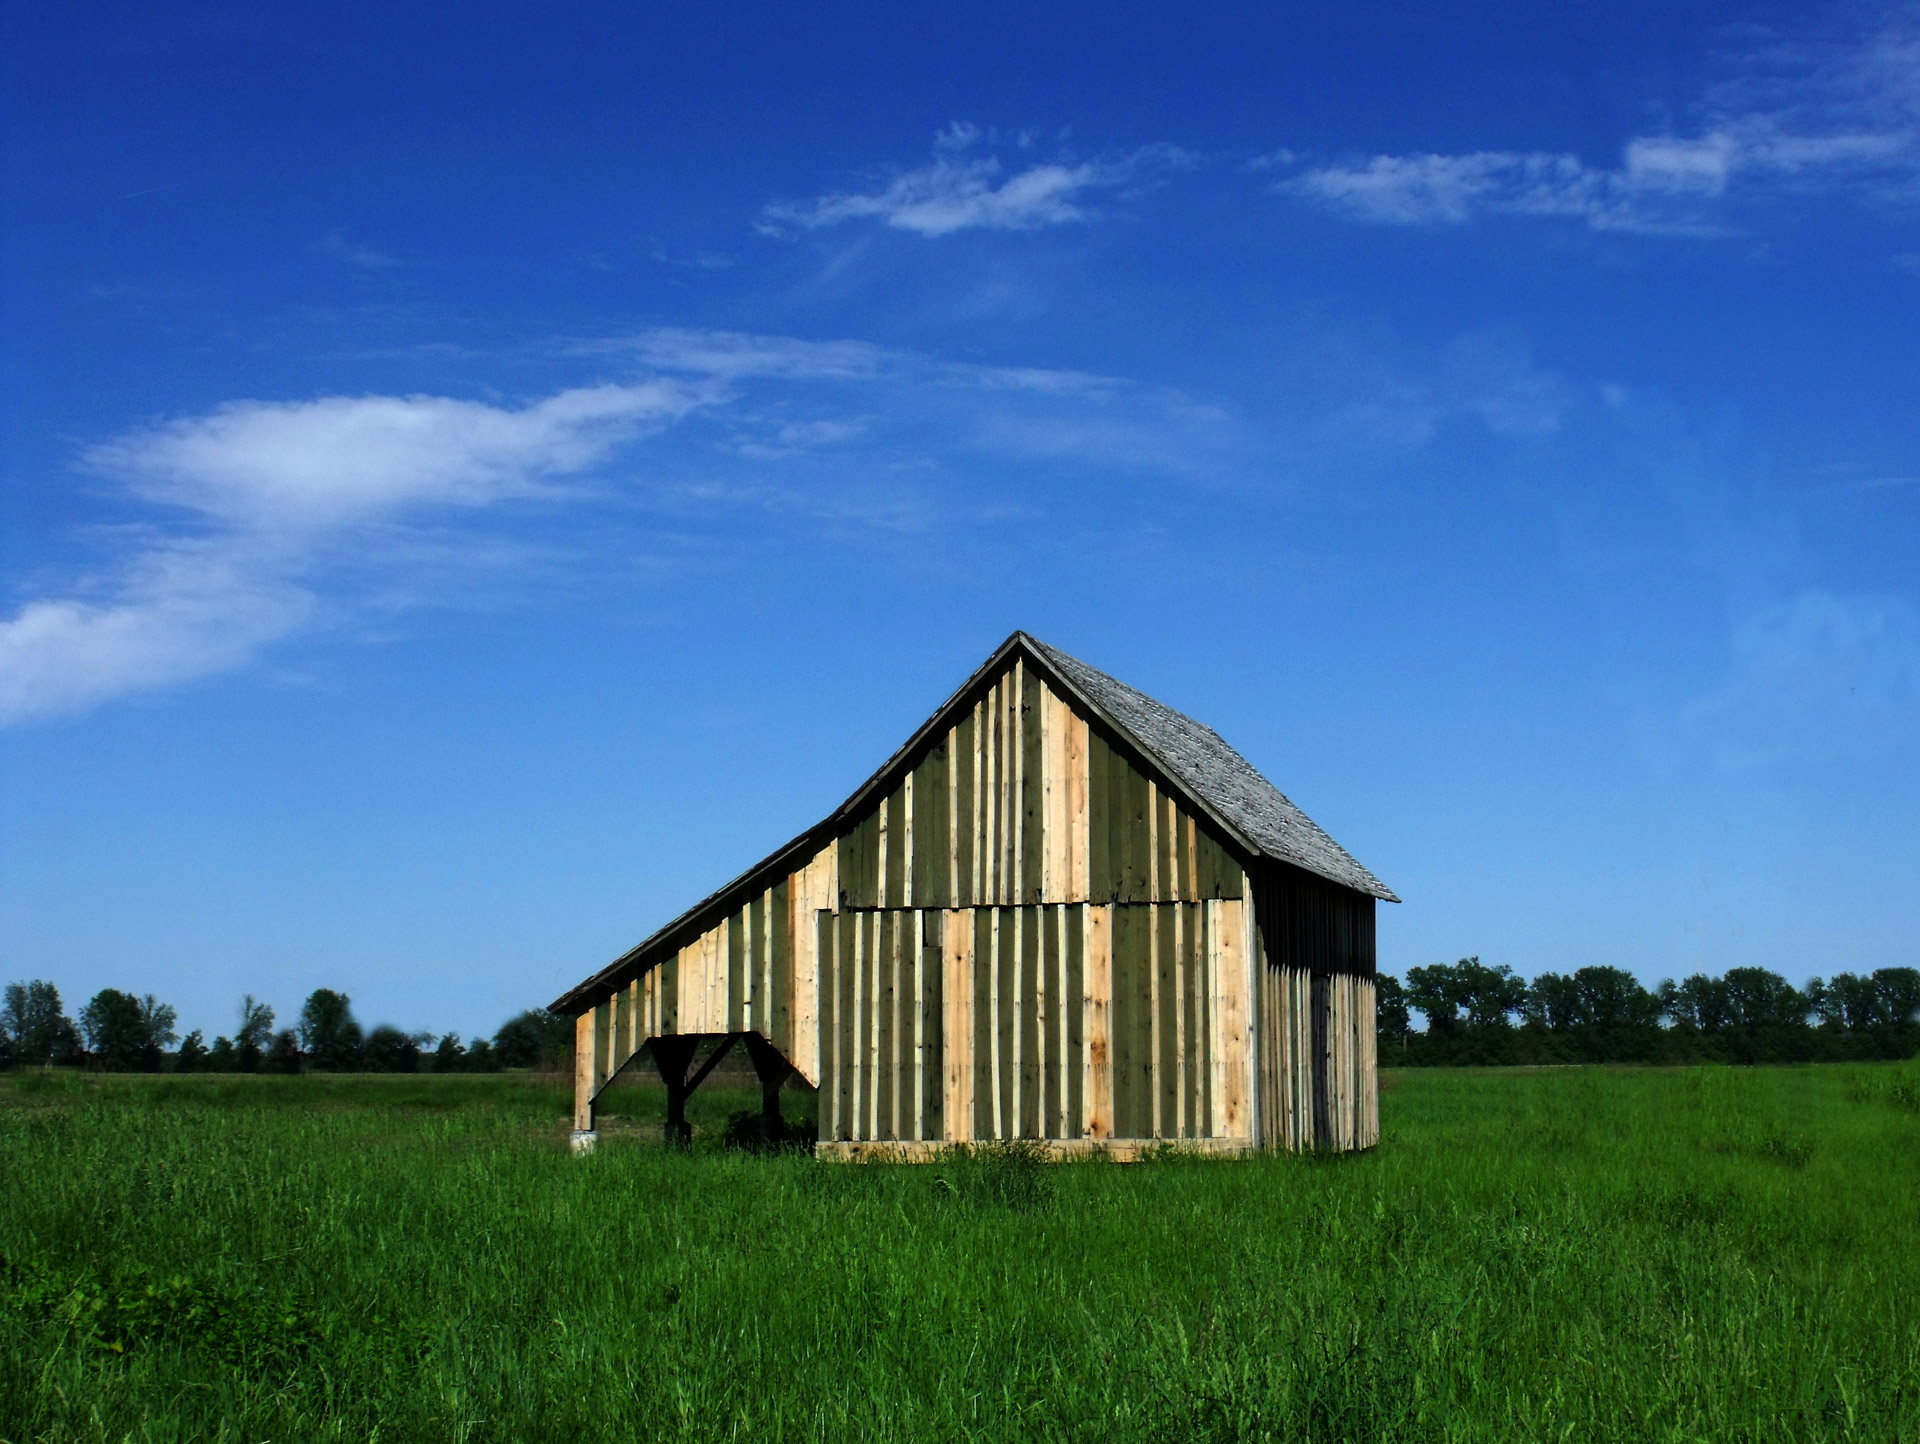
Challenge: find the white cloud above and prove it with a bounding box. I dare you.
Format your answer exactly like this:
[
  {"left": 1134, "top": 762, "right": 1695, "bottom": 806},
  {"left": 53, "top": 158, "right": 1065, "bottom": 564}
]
[
  {"left": 1281, "top": 12, "right": 1920, "bottom": 232},
  {"left": 761, "top": 132, "right": 1190, "bottom": 237},
  {"left": 2, "top": 333, "right": 1227, "bottom": 724},
  {"left": 86, "top": 382, "right": 702, "bottom": 530},
  {"left": 1680, "top": 589, "right": 1920, "bottom": 768},
  {"left": 1, "top": 381, "right": 707, "bottom": 726}
]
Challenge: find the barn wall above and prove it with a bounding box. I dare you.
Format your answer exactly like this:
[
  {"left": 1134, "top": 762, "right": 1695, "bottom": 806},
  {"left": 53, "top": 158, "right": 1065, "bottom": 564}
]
[
  {"left": 570, "top": 651, "right": 1378, "bottom": 1153},
  {"left": 837, "top": 656, "right": 1245, "bottom": 909},
  {"left": 1250, "top": 863, "right": 1379, "bottom": 1151},
  {"left": 815, "top": 899, "right": 1252, "bottom": 1145}
]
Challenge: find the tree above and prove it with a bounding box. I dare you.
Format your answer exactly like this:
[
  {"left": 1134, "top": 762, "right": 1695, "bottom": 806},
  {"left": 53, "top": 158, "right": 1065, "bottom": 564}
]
[
  {"left": 1523, "top": 973, "right": 1581, "bottom": 1031},
  {"left": 363, "top": 1025, "right": 422, "bottom": 1072},
  {"left": 175, "top": 1030, "right": 210, "bottom": 1071},
  {"left": 494, "top": 1009, "right": 571, "bottom": 1069},
  {"left": 1407, "top": 958, "right": 1524, "bottom": 1032},
  {"left": 207, "top": 1036, "right": 238, "bottom": 1071},
  {"left": 432, "top": 1034, "right": 467, "bottom": 1073},
  {"left": 1571, "top": 967, "right": 1660, "bottom": 1030},
  {"left": 464, "top": 1036, "right": 499, "bottom": 1071},
  {"left": 1375, "top": 974, "right": 1411, "bottom": 1048},
  {"left": 266, "top": 1028, "right": 303, "bottom": 1074},
  {"left": 1721, "top": 968, "right": 1805, "bottom": 1029},
  {"left": 1875, "top": 968, "right": 1920, "bottom": 1028},
  {"left": 237, "top": 996, "right": 275, "bottom": 1072},
  {"left": 80, "top": 990, "right": 179, "bottom": 1071},
  {"left": 3, "top": 980, "right": 81, "bottom": 1066},
  {"left": 1660, "top": 974, "right": 1731, "bottom": 1032},
  {"left": 298, "top": 990, "right": 363, "bottom": 1070},
  {"left": 1809, "top": 973, "right": 1881, "bottom": 1030}
]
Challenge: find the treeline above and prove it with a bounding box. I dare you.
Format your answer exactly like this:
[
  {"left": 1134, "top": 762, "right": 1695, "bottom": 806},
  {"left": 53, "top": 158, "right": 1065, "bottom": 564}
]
[
  {"left": 1378, "top": 959, "right": 1920, "bottom": 1066},
  {"left": 0, "top": 981, "right": 576, "bottom": 1074}
]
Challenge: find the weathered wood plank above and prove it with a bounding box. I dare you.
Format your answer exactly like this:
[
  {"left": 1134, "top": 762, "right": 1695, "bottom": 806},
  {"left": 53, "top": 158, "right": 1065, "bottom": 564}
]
[
  {"left": 1089, "top": 729, "right": 1112, "bottom": 903},
  {"left": 972, "top": 908, "right": 994, "bottom": 1140},
  {"left": 1065, "top": 704, "right": 1090, "bottom": 902},
  {"left": 1020, "top": 905, "right": 1041, "bottom": 1138},
  {"left": 876, "top": 911, "right": 896, "bottom": 1140},
  {"left": 943, "top": 908, "right": 973, "bottom": 1142},
  {"left": 1218, "top": 895, "right": 1250, "bottom": 1139},
  {"left": 573, "top": 1010, "right": 595, "bottom": 1131},
  {"left": 1087, "top": 903, "right": 1112, "bottom": 1139},
  {"left": 956, "top": 709, "right": 976, "bottom": 908}
]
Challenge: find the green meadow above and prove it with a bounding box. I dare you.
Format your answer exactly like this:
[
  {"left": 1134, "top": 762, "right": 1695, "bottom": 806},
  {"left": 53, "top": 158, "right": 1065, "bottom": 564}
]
[{"left": 2, "top": 1061, "right": 1916, "bottom": 1443}]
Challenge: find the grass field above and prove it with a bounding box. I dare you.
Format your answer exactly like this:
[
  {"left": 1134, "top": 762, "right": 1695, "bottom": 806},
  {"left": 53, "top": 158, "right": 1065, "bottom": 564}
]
[{"left": 2, "top": 1061, "right": 1917, "bottom": 1443}]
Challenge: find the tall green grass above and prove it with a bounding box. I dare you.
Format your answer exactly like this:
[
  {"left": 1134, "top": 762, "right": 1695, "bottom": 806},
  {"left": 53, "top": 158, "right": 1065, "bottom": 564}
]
[{"left": 3, "top": 1062, "right": 1915, "bottom": 1442}]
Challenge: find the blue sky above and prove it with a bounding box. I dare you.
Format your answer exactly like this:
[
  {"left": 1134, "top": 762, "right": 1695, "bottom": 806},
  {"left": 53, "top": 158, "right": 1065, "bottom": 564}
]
[{"left": 3, "top": 0, "right": 1917, "bottom": 1043}]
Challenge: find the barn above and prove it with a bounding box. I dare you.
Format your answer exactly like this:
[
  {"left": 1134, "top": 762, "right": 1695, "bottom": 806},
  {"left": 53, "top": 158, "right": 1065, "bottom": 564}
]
[{"left": 552, "top": 632, "right": 1397, "bottom": 1156}]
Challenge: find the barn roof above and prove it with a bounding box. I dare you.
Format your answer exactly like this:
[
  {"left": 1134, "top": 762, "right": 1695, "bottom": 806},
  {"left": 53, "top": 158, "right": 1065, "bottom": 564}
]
[
  {"left": 1024, "top": 636, "right": 1398, "bottom": 904},
  {"left": 549, "top": 631, "right": 1394, "bottom": 1014}
]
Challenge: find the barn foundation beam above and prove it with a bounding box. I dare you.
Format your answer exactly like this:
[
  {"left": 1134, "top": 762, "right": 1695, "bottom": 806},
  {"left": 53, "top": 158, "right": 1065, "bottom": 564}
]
[
  {"left": 651, "top": 1034, "right": 739, "bottom": 1147},
  {"left": 743, "top": 1033, "right": 794, "bottom": 1147}
]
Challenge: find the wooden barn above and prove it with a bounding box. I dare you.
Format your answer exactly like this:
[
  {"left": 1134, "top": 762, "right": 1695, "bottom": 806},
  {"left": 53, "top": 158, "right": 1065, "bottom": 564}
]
[{"left": 552, "top": 632, "right": 1397, "bottom": 1156}]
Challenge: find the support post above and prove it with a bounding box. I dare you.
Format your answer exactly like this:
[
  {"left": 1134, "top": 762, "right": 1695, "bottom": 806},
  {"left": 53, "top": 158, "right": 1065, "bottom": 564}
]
[
  {"left": 572, "top": 1010, "right": 598, "bottom": 1150},
  {"left": 651, "top": 1036, "right": 699, "bottom": 1147},
  {"left": 744, "top": 1033, "right": 794, "bottom": 1148}
]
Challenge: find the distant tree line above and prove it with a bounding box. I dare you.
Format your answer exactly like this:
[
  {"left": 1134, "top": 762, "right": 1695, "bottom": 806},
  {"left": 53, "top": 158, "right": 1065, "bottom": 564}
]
[
  {"left": 1376, "top": 959, "right": 1920, "bottom": 1066},
  {"left": 0, "top": 980, "right": 575, "bottom": 1074}
]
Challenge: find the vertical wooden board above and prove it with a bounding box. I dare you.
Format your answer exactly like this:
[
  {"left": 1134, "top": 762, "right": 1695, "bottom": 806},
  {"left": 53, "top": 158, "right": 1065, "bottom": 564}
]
[
  {"left": 999, "top": 683, "right": 1015, "bottom": 905},
  {"left": 942, "top": 909, "right": 972, "bottom": 1142},
  {"left": 1144, "top": 791, "right": 1159, "bottom": 902},
  {"left": 1124, "top": 759, "right": 1151, "bottom": 903},
  {"left": 910, "top": 745, "right": 933, "bottom": 902},
  {"left": 1063, "top": 706, "right": 1090, "bottom": 902},
  {"left": 573, "top": 1011, "right": 595, "bottom": 1130},
  {"left": 1053, "top": 690, "right": 1075, "bottom": 900},
  {"left": 1019, "top": 907, "right": 1041, "bottom": 1138},
  {"left": 727, "top": 908, "right": 747, "bottom": 1033},
  {"left": 1087, "top": 904, "right": 1113, "bottom": 1139},
  {"left": 1022, "top": 680, "right": 1045, "bottom": 904},
  {"left": 837, "top": 910, "right": 857, "bottom": 1140},
  {"left": 1006, "top": 906, "right": 1021, "bottom": 1136},
  {"left": 973, "top": 908, "right": 995, "bottom": 1140},
  {"left": 1183, "top": 904, "right": 1204, "bottom": 1138},
  {"left": 1088, "top": 730, "right": 1112, "bottom": 902},
  {"left": 899, "top": 912, "right": 918, "bottom": 1138},
  {"left": 955, "top": 711, "right": 976, "bottom": 908},
  {"left": 661, "top": 953, "right": 679, "bottom": 1034},
  {"left": 1107, "top": 905, "right": 1136, "bottom": 1137},
  {"left": 746, "top": 893, "right": 765, "bottom": 1036},
  {"left": 1156, "top": 901, "right": 1178, "bottom": 1137},
  {"left": 810, "top": 845, "right": 834, "bottom": 1081},
  {"left": 865, "top": 914, "right": 884, "bottom": 1140},
  {"left": 611, "top": 987, "right": 630, "bottom": 1079},
  {"left": 817, "top": 912, "right": 837, "bottom": 1139},
  {"left": 1066, "top": 903, "right": 1086, "bottom": 1135},
  {"left": 920, "top": 911, "right": 941, "bottom": 1142},
  {"left": 770, "top": 879, "right": 791, "bottom": 1055},
  {"left": 1041, "top": 906, "right": 1063, "bottom": 1138},
  {"left": 875, "top": 912, "right": 896, "bottom": 1140},
  {"left": 1222, "top": 897, "right": 1251, "bottom": 1138},
  {"left": 884, "top": 788, "right": 906, "bottom": 910}
]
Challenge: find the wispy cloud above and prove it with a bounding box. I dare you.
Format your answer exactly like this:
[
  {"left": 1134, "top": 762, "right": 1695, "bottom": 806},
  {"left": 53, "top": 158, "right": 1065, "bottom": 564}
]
[
  {"left": 0, "top": 381, "right": 703, "bottom": 725},
  {"left": 1277, "top": 11, "right": 1920, "bottom": 232},
  {"left": 0, "top": 333, "right": 1219, "bottom": 724},
  {"left": 1680, "top": 589, "right": 1920, "bottom": 767},
  {"left": 761, "top": 126, "right": 1192, "bottom": 237},
  {"left": 317, "top": 230, "right": 407, "bottom": 268}
]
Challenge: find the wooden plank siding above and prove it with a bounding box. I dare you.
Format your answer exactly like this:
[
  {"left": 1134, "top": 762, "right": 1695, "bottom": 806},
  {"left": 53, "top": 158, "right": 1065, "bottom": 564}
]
[
  {"left": 566, "top": 651, "right": 1378, "bottom": 1155},
  {"left": 1249, "top": 861, "right": 1379, "bottom": 1151},
  {"left": 815, "top": 901, "right": 1242, "bottom": 1145},
  {"left": 837, "top": 660, "right": 1243, "bottom": 910}
]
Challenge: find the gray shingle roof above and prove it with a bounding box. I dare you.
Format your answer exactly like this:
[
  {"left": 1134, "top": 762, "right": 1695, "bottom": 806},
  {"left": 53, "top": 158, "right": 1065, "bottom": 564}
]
[{"left": 1026, "top": 635, "right": 1399, "bottom": 902}]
